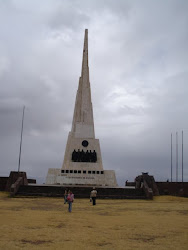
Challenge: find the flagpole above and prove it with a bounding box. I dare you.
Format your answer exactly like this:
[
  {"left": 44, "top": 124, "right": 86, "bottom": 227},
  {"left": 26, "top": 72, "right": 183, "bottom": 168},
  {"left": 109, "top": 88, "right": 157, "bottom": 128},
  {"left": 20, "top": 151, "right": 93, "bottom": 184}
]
[
  {"left": 176, "top": 132, "right": 178, "bottom": 182},
  {"left": 171, "top": 133, "right": 172, "bottom": 182},
  {"left": 18, "top": 106, "right": 25, "bottom": 172},
  {"left": 182, "top": 130, "right": 183, "bottom": 183}
]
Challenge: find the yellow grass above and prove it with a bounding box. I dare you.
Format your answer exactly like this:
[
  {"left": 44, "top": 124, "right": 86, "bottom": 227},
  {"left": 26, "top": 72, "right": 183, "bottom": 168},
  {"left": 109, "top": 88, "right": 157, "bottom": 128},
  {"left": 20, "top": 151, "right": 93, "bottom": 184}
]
[{"left": 0, "top": 192, "right": 187, "bottom": 250}]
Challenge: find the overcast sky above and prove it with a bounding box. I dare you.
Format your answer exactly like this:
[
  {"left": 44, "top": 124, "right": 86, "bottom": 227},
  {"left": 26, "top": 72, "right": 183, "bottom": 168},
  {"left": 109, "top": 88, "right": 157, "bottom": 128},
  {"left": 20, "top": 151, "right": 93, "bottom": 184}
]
[{"left": 0, "top": 0, "right": 188, "bottom": 185}]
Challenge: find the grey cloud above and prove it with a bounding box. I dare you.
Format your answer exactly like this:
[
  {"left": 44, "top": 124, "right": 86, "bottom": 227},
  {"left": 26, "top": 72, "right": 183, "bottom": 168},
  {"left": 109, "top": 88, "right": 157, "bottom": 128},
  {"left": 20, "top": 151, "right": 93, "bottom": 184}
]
[
  {"left": 0, "top": 0, "right": 188, "bottom": 185},
  {"left": 48, "top": 3, "right": 90, "bottom": 31}
]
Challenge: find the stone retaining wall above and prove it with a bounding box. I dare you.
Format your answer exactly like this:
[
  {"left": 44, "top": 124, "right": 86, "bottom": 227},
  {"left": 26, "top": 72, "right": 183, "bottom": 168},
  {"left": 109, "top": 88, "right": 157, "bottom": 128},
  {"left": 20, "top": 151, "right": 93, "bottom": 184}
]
[{"left": 17, "top": 185, "right": 146, "bottom": 199}]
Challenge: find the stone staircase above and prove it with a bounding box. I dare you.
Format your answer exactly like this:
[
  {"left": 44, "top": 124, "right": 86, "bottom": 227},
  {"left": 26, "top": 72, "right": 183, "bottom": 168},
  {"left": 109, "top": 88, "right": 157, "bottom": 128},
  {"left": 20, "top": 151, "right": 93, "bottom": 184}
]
[{"left": 16, "top": 184, "right": 146, "bottom": 199}]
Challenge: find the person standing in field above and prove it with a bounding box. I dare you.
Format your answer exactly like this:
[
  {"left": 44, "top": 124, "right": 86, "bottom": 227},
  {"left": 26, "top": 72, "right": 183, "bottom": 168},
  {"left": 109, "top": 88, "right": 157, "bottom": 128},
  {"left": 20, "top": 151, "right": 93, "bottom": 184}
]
[
  {"left": 67, "top": 190, "right": 74, "bottom": 212},
  {"left": 64, "top": 188, "right": 68, "bottom": 204},
  {"left": 90, "top": 187, "right": 97, "bottom": 205}
]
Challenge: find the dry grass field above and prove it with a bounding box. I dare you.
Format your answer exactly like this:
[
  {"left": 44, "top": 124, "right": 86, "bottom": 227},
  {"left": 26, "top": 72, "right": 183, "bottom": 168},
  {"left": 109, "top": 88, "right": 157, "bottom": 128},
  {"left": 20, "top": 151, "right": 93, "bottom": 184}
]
[{"left": 0, "top": 192, "right": 187, "bottom": 250}]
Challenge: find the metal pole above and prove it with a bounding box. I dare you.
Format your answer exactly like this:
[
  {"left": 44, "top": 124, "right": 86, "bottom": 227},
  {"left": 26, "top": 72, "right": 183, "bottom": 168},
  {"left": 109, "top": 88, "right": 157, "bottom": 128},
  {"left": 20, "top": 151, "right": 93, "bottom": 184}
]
[
  {"left": 171, "top": 133, "right": 172, "bottom": 182},
  {"left": 176, "top": 132, "right": 178, "bottom": 182},
  {"left": 182, "top": 130, "right": 183, "bottom": 183},
  {"left": 18, "top": 106, "right": 25, "bottom": 172}
]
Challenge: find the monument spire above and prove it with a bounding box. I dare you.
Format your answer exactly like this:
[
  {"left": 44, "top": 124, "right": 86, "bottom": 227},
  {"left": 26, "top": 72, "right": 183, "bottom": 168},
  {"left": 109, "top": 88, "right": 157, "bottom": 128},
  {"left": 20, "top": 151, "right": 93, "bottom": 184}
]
[
  {"left": 71, "top": 29, "right": 95, "bottom": 138},
  {"left": 81, "top": 28, "right": 89, "bottom": 77}
]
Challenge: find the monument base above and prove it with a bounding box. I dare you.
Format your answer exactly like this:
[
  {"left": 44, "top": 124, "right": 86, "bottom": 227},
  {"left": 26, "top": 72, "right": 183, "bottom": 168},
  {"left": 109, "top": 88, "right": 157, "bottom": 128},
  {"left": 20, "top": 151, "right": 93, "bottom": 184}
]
[{"left": 45, "top": 168, "right": 117, "bottom": 187}]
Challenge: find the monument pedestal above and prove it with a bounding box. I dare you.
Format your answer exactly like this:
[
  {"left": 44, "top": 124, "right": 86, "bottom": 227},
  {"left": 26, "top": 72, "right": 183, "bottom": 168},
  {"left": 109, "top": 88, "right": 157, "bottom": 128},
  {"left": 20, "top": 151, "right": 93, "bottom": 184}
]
[{"left": 46, "top": 168, "right": 117, "bottom": 186}]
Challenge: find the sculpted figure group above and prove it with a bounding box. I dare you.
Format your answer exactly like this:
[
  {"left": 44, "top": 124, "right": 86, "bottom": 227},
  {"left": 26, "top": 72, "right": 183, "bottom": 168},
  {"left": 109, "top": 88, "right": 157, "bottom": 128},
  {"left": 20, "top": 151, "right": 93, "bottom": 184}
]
[{"left": 72, "top": 149, "right": 97, "bottom": 163}]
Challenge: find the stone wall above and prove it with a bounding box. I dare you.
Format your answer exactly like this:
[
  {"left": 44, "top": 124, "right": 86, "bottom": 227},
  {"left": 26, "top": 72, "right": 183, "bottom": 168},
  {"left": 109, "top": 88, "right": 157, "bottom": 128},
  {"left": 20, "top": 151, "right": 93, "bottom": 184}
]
[
  {"left": 0, "top": 175, "right": 36, "bottom": 191},
  {"left": 156, "top": 182, "right": 188, "bottom": 197},
  {"left": 16, "top": 185, "right": 146, "bottom": 199},
  {"left": 125, "top": 180, "right": 188, "bottom": 197},
  {"left": 0, "top": 177, "right": 8, "bottom": 191}
]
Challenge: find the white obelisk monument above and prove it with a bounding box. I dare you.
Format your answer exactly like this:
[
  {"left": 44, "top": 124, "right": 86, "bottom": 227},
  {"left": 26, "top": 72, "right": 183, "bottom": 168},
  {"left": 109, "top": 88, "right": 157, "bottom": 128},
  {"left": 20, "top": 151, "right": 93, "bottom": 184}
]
[{"left": 46, "top": 30, "right": 117, "bottom": 186}]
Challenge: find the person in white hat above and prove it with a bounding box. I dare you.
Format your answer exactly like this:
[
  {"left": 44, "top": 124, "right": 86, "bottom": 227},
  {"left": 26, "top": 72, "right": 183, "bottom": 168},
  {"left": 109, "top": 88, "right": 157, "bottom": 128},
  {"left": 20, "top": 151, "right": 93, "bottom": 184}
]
[{"left": 90, "top": 187, "right": 97, "bottom": 205}]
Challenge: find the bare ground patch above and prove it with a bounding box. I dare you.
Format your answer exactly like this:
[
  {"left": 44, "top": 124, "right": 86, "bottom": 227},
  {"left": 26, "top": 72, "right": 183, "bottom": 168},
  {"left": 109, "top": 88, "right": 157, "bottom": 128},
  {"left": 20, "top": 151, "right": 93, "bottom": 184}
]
[
  {"left": 21, "top": 239, "right": 53, "bottom": 245},
  {"left": 55, "top": 223, "right": 66, "bottom": 228},
  {"left": 129, "top": 234, "right": 166, "bottom": 242},
  {"left": 178, "top": 210, "right": 188, "bottom": 215},
  {"left": 96, "top": 242, "right": 111, "bottom": 247}
]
